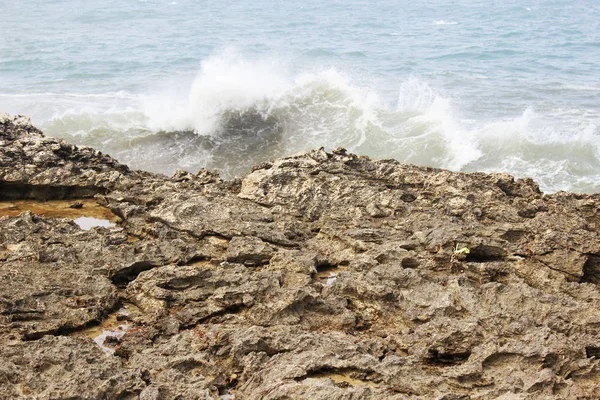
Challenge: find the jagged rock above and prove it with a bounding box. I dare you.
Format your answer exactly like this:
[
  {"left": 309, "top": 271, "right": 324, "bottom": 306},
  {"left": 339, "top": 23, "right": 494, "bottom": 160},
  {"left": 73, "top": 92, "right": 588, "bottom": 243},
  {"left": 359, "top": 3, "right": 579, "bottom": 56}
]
[
  {"left": 2, "top": 114, "right": 600, "bottom": 399},
  {"left": 226, "top": 236, "right": 276, "bottom": 266},
  {"left": 0, "top": 336, "right": 145, "bottom": 399},
  {"left": 0, "top": 113, "right": 143, "bottom": 200}
]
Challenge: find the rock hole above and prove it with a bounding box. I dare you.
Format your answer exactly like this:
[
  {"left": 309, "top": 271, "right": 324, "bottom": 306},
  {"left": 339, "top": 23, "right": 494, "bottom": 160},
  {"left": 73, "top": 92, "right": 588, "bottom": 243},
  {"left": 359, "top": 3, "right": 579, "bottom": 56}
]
[
  {"left": 426, "top": 348, "right": 471, "bottom": 366},
  {"left": 110, "top": 261, "right": 159, "bottom": 288},
  {"left": 400, "top": 192, "right": 417, "bottom": 203},
  {"left": 399, "top": 242, "right": 418, "bottom": 251},
  {"left": 314, "top": 263, "right": 346, "bottom": 286},
  {"left": 542, "top": 353, "right": 558, "bottom": 368},
  {"left": 0, "top": 182, "right": 106, "bottom": 201},
  {"left": 401, "top": 257, "right": 420, "bottom": 269},
  {"left": 585, "top": 346, "right": 600, "bottom": 358},
  {"left": 500, "top": 229, "right": 528, "bottom": 243},
  {"left": 465, "top": 244, "right": 507, "bottom": 262},
  {"left": 183, "top": 255, "right": 210, "bottom": 265},
  {"left": 581, "top": 256, "right": 600, "bottom": 284}
]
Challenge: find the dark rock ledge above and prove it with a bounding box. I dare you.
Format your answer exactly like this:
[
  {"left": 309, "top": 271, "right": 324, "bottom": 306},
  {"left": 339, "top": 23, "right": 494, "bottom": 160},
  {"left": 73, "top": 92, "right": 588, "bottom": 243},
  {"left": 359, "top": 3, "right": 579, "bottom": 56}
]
[{"left": 2, "top": 113, "right": 600, "bottom": 399}]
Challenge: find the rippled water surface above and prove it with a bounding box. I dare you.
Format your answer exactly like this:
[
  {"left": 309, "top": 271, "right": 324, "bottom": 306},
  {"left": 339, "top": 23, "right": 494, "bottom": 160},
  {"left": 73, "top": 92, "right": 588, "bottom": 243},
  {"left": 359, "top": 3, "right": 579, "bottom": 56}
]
[{"left": 1, "top": 0, "right": 599, "bottom": 192}]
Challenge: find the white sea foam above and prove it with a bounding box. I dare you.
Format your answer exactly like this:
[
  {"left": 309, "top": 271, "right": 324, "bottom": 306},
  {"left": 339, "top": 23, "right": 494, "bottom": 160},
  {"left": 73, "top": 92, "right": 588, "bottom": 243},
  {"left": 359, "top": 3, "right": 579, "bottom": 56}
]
[
  {"left": 432, "top": 20, "right": 458, "bottom": 26},
  {"left": 3, "top": 0, "right": 600, "bottom": 193},
  {"left": 142, "top": 51, "right": 383, "bottom": 155},
  {"left": 4, "top": 51, "right": 600, "bottom": 193},
  {"left": 394, "top": 77, "right": 482, "bottom": 170},
  {"left": 560, "top": 84, "right": 600, "bottom": 92}
]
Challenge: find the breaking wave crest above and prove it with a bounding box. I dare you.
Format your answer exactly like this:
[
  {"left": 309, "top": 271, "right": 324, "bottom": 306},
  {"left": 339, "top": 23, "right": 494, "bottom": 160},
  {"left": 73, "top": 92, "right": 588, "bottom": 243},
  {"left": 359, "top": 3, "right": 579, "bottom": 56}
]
[{"left": 8, "top": 51, "right": 600, "bottom": 193}]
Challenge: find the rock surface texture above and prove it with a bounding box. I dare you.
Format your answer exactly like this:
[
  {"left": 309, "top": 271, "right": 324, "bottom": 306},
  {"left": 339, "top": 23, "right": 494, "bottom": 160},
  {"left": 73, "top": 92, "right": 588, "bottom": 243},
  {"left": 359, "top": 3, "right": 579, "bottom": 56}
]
[{"left": 2, "top": 113, "right": 600, "bottom": 399}]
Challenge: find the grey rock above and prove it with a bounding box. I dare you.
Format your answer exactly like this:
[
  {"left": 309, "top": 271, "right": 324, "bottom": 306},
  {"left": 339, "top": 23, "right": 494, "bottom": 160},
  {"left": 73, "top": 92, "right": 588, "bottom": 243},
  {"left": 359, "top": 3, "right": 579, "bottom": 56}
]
[
  {"left": 0, "top": 335, "right": 145, "bottom": 399},
  {"left": 2, "top": 113, "right": 600, "bottom": 399}
]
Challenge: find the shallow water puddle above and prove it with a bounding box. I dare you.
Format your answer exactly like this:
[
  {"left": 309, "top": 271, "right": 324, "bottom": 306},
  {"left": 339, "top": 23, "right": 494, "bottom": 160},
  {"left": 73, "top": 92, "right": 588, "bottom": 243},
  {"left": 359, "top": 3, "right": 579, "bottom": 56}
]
[
  {"left": 73, "top": 216, "right": 116, "bottom": 230},
  {"left": 0, "top": 199, "right": 119, "bottom": 230},
  {"left": 220, "top": 391, "right": 235, "bottom": 400},
  {"left": 91, "top": 324, "right": 130, "bottom": 354},
  {"left": 71, "top": 303, "right": 138, "bottom": 354},
  {"left": 320, "top": 272, "right": 337, "bottom": 286},
  {"left": 315, "top": 265, "right": 347, "bottom": 286}
]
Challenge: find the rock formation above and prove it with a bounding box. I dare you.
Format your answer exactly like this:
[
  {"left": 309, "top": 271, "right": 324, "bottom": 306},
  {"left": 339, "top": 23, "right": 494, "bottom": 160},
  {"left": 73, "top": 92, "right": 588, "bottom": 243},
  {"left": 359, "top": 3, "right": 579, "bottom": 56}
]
[{"left": 2, "top": 113, "right": 600, "bottom": 399}]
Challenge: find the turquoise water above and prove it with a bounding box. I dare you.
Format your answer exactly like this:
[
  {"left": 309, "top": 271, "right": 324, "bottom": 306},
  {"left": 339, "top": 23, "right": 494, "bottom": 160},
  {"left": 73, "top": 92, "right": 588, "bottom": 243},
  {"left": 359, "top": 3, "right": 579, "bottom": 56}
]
[{"left": 1, "top": 0, "right": 599, "bottom": 192}]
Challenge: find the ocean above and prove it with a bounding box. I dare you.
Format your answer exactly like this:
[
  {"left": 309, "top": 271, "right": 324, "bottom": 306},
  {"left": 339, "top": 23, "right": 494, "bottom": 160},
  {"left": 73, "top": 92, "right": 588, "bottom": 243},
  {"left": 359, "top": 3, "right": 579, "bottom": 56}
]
[{"left": 1, "top": 0, "right": 599, "bottom": 193}]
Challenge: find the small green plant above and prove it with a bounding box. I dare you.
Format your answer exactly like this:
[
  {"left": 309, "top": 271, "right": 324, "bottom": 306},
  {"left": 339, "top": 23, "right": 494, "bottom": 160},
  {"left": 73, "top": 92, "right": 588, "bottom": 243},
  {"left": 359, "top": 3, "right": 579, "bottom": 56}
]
[
  {"left": 453, "top": 245, "right": 470, "bottom": 256},
  {"left": 451, "top": 244, "right": 470, "bottom": 264}
]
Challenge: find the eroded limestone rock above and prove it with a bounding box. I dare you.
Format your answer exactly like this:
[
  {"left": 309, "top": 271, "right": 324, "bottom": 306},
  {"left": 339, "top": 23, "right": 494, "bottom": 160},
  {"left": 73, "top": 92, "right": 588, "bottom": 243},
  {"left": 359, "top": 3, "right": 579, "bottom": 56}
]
[{"left": 2, "top": 114, "right": 600, "bottom": 399}]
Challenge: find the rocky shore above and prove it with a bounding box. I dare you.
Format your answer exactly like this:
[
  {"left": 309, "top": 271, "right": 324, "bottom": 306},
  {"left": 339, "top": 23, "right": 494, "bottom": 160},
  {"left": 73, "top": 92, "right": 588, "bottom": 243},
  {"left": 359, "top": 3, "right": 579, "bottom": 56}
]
[{"left": 2, "top": 113, "right": 600, "bottom": 399}]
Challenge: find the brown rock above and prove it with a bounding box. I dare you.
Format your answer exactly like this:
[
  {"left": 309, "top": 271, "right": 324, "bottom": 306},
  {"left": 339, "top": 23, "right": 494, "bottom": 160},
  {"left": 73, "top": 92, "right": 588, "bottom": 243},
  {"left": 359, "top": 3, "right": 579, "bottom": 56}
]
[{"left": 2, "top": 113, "right": 600, "bottom": 399}]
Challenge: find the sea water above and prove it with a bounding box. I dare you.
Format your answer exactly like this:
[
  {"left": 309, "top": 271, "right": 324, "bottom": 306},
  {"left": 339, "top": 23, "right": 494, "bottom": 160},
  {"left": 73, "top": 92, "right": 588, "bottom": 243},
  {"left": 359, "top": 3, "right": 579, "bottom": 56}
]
[{"left": 1, "top": 0, "right": 599, "bottom": 193}]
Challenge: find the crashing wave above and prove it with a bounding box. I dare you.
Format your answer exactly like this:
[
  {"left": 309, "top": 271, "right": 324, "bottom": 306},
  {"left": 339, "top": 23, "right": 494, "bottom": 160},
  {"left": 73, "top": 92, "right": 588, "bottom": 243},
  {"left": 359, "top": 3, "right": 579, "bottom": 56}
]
[{"left": 5, "top": 51, "right": 600, "bottom": 193}]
